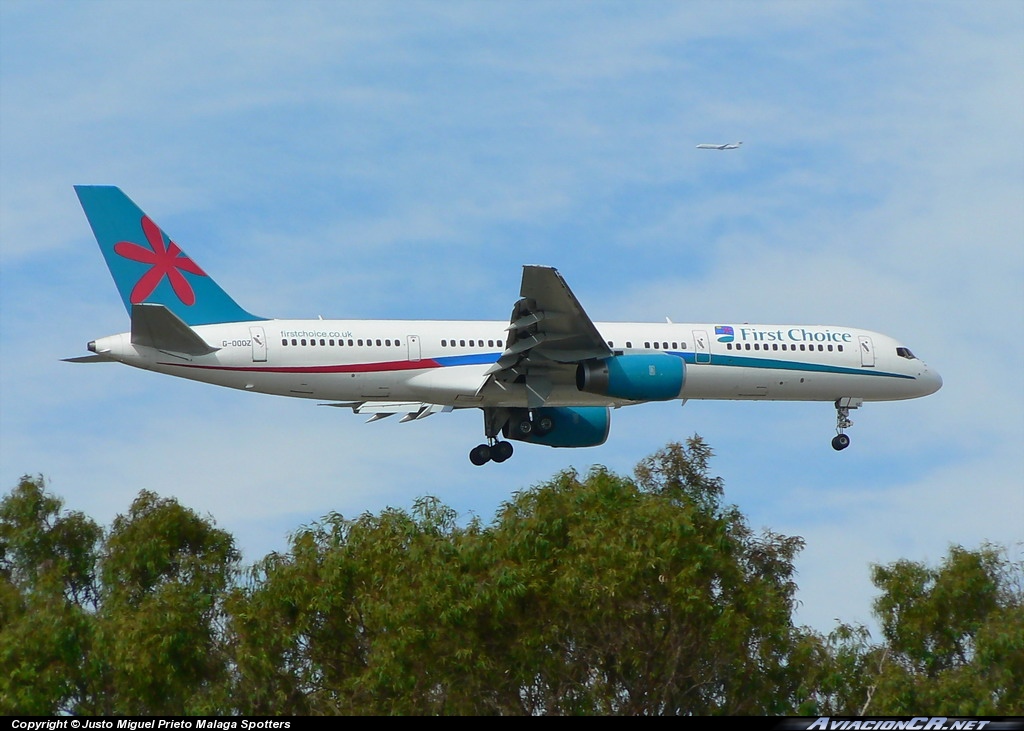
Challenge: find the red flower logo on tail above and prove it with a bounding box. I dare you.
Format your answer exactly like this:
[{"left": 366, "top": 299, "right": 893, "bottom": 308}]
[{"left": 114, "top": 216, "right": 207, "bottom": 305}]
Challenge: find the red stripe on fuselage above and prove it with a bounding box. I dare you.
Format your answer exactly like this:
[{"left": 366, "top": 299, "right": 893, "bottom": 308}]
[{"left": 158, "top": 359, "right": 443, "bottom": 374}]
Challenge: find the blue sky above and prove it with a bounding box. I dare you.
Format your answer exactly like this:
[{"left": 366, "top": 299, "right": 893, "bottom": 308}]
[{"left": 1, "top": 0, "right": 1021, "bottom": 635}]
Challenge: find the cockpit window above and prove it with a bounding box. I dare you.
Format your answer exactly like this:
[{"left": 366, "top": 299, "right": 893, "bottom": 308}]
[{"left": 896, "top": 347, "right": 916, "bottom": 360}]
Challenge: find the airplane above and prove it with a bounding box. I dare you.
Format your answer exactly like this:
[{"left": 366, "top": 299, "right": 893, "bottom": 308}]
[
  {"left": 66, "top": 186, "right": 942, "bottom": 465},
  {"left": 696, "top": 142, "right": 743, "bottom": 150}
]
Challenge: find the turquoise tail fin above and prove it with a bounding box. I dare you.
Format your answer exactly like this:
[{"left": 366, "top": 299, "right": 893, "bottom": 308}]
[{"left": 75, "top": 186, "right": 262, "bottom": 326}]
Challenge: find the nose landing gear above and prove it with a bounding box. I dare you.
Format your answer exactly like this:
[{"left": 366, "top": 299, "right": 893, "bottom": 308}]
[{"left": 832, "top": 397, "right": 862, "bottom": 451}]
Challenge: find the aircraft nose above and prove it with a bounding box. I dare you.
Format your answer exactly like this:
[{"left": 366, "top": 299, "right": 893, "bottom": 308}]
[{"left": 919, "top": 366, "right": 942, "bottom": 396}]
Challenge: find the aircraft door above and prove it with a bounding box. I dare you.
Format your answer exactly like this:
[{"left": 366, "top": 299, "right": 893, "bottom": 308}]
[
  {"left": 858, "top": 335, "right": 875, "bottom": 367},
  {"left": 693, "top": 330, "right": 711, "bottom": 364},
  {"left": 407, "top": 334, "right": 421, "bottom": 362},
  {"left": 249, "top": 326, "right": 267, "bottom": 362}
]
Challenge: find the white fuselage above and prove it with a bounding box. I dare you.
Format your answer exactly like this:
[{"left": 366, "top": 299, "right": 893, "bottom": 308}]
[{"left": 90, "top": 319, "right": 942, "bottom": 408}]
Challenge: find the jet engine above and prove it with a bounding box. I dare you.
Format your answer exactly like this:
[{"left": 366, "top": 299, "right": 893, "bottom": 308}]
[
  {"left": 576, "top": 354, "right": 685, "bottom": 401},
  {"left": 503, "top": 406, "right": 611, "bottom": 448}
]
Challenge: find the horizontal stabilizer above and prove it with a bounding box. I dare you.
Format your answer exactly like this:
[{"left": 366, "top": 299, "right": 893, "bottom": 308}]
[
  {"left": 62, "top": 353, "right": 115, "bottom": 363},
  {"left": 131, "top": 303, "right": 219, "bottom": 355}
]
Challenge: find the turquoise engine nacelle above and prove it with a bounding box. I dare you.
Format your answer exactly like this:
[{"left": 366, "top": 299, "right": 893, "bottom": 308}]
[
  {"left": 503, "top": 406, "right": 611, "bottom": 448},
  {"left": 576, "top": 353, "right": 685, "bottom": 401}
]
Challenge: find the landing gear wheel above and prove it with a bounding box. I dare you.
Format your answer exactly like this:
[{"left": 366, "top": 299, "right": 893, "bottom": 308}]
[
  {"left": 534, "top": 416, "right": 554, "bottom": 436},
  {"left": 491, "top": 441, "right": 514, "bottom": 463},
  {"left": 469, "top": 444, "right": 492, "bottom": 465},
  {"left": 832, "top": 398, "right": 861, "bottom": 452},
  {"left": 516, "top": 418, "right": 533, "bottom": 436},
  {"left": 831, "top": 434, "right": 851, "bottom": 451}
]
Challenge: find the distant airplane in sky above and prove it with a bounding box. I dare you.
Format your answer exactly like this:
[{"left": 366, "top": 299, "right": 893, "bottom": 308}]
[
  {"left": 67, "top": 187, "right": 941, "bottom": 464},
  {"left": 696, "top": 141, "right": 743, "bottom": 150}
]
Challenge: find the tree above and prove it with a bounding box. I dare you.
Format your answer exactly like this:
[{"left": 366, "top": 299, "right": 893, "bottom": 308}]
[
  {"left": 866, "top": 543, "right": 1024, "bottom": 714},
  {"left": 226, "top": 437, "right": 808, "bottom": 714},
  {"left": 0, "top": 478, "right": 239, "bottom": 714},
  {"left": 7, "top": 446, "right": 1019, "bottom": 715},
  {"left": 795, "top": 543, "right": 1024, "bottom": 715},
  {"left": 0, "top": 476, "right": 101, "bottom": 714},
  {"left": 89, "top": 490, "right": 241, "bottom": 714}
]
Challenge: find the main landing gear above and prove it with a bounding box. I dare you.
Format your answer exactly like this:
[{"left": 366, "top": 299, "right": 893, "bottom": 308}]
[
  {"left": 832, "top": 397, "right": 862, "bottom": 451},
  {"left": 470, "top": 407, "right": 513, "bottom": 466},
  {"left": 468, "top": 408, "right": 555, "bottom": 465},
  {"left": 469, "top": 439, "right": 514, "bottom": 466}
]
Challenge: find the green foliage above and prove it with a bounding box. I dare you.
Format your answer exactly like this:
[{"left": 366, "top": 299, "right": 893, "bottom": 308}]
[
  {"left": 3, "top": 443, "right": 1021, "bottom": 715},
  {"left": 0, "top": 478, "right": 239, "bottom": 714},
  {"left": 91, "top": 490, "right": 241, "bottom": 714},
  {"left": 795, "top": 543, "right": 1024, "bottom": 715},
  {"left": 227, "top": 438, "right": 806, "bottom": 714},
  {"left": 865, "top": 543, "right": 1024, "bottom": 714},
  {"left": 0, "top": 476, "right": 101, "bottom": 714}
]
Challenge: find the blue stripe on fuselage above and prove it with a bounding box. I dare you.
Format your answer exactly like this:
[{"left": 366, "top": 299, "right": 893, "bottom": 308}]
[
  {"left": 672, "top": 351, "right": 913, "bottom": 379},
  {"left": 433, "top": 352, "right": 502, "bottom": 367}
]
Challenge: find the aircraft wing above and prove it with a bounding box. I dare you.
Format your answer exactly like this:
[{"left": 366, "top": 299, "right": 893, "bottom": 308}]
[{"left": 485, "top": 265, "right": 612, "bottom": 407}]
